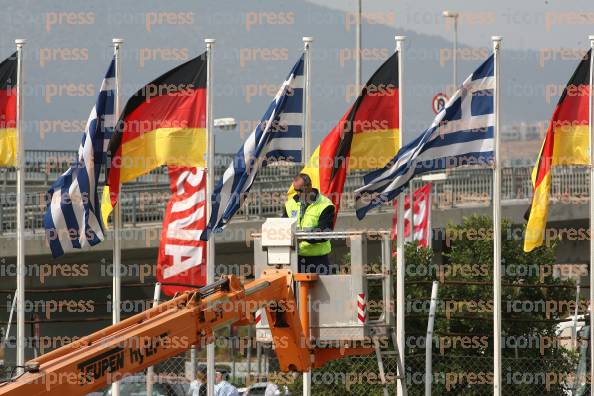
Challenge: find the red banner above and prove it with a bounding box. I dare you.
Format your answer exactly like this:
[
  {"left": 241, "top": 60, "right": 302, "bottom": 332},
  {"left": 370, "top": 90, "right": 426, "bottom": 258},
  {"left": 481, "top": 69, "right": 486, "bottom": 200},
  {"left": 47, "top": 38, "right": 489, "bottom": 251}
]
[
  {"left": 157, "top": 166, "right": 207, "bottom": 296},
  {"left": 391, "top": 183, "right": 432, "bottom": 253}
]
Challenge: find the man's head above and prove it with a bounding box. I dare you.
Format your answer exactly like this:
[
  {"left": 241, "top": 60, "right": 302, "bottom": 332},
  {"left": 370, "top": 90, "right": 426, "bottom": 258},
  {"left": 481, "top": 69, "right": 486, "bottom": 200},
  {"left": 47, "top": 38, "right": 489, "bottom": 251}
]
[
  {"left": 196, "top": 366, "right": 207, "bottom": 382},
  {"left": 215, "top": 369, "right": 226, "bottom": 384},
  {"left": 293, "top": 173, "right": 313, "bottom": 194}
]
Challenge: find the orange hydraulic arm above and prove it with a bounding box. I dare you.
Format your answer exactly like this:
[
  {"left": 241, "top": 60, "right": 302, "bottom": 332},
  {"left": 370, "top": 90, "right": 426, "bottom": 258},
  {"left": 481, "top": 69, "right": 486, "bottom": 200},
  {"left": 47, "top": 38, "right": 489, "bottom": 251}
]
[{"left": 0, "top": 269, "right": 372, "bottom": 396}]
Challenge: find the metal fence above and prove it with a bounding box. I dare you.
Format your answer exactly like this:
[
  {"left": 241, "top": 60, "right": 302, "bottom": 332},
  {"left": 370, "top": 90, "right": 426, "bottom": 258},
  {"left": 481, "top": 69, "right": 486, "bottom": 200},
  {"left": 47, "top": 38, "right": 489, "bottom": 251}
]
[{"left": 145, "top": 338, "right": 583, "bottom": 395}]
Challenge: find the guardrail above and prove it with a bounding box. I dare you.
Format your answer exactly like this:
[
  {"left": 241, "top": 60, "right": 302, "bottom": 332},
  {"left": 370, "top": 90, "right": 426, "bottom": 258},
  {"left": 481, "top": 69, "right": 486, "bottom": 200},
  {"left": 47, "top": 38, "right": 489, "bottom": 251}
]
[
  {"left": 0, "top": 150, "right": 241, "bottom": 188},
  {"left": 0, "top": 151, "right": 590, "bottom": 234}
]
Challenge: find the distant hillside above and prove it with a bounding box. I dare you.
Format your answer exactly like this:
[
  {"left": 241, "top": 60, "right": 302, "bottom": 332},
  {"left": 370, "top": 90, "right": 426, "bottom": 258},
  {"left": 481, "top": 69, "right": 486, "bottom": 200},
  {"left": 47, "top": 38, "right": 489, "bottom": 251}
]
[{"left": 1, "top": 0, "right": 582, "bottom": 152}]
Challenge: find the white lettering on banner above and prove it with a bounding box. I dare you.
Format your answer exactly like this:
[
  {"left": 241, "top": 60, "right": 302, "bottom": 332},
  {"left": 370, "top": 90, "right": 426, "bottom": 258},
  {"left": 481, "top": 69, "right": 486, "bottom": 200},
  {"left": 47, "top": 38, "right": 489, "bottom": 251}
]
[
  {"left": 157, "top": 166, "right": 207, "bottom": 295},
  {"left": 171, "top": 190, "right": 205, "bottom": 213},
  {"left": 167, "top": 206, "right": 205, "bottom": 236},
  {"left": 178, "top": 168, "right": 203, "bottom": 189},
  {"left": 166, "top": 229, "right": 203, "bottom": 241},
  {"left": 163, "top": 244, "right": 204, "bottom": 278}
]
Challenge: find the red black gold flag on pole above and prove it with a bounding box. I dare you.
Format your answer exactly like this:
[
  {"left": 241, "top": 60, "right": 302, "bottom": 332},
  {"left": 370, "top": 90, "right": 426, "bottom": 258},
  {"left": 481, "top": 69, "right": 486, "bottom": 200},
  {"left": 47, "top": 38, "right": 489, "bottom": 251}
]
[
  {"left": 0, "top": 52, "right": 17, "bottom": 167},
  {"left": 524, "top": 49, "right": 591, "bottom": 251},
  {"left": 291, "top": 51, "right": 399, "bottom": 218},
  {"left": 101, "top": 53, "right": 207, "bottom": 222}
]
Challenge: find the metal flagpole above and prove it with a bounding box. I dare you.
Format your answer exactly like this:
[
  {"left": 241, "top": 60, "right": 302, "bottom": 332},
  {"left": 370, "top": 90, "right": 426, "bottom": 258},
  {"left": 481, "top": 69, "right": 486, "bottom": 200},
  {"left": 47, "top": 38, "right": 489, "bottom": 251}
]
[
  {"left": 395, "top": 35, "right": 406, "bottom": 396},
  {"left": 3, "top": 294, "right": 17, "bottom": 347},
  {"left": 427, "top": 189, "right": 433, "bottom": 249},
  {"left": 425, "top": 281, "right": 438, "bottom": 396},
  {"left": 246, "top": 325, "right": 252, "bottom": 377},
  {"left": 111, "top": 37, "right": 123, "bottom": 396},
  {"left": 205, "top": 37, "right": 216, "bottom": 396},
  {"left": 573, "top": 279, "right": 580, "bottom": 349},
  {"left": 409, "top": 181, "right": 414, "bottom": 243},
  {"left": 146, "top": 282, "right": 161, "bottom": 395},
  {"left": 588, "top": 35, "right": 594, "bottom": 396},
  {"left": 15, "top": 38, "right": 25, "bottom": 375},
  {"left": 302, "top": 35, "right": 313, "bottom": 396},
  {"left": 302, "top": 37, "right": 313, "bottom": 162},
  {"left": 355, "top": 0, "right": 361, "bottom": 93},
  {"left": 190, "top": 347, "right": 197, "bottom": 384},
  {"left": 257, "top": 341, "right": 262, "bottom": 375},
  {"left": 492, "top": 35, "right": 503, "bottom": 396}
]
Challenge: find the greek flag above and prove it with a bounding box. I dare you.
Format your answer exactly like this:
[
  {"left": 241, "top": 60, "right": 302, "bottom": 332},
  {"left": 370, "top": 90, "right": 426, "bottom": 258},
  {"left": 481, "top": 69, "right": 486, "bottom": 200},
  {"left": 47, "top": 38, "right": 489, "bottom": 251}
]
[
  {"left": 202, "top": 55, "right": 304, "bottom": 239},
  {"left": 355, "top": 54, "right": 495, "bottom": 219},
  {"left": 43, "top": 58, "right": 115, "bottom": 257}
]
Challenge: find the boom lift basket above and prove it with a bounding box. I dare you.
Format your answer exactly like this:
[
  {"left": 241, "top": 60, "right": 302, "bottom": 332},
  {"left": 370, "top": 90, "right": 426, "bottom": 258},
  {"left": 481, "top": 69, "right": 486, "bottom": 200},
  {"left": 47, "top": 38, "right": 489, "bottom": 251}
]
[{"left": 254, "top": 218, "right": 394, "bottom": 343}]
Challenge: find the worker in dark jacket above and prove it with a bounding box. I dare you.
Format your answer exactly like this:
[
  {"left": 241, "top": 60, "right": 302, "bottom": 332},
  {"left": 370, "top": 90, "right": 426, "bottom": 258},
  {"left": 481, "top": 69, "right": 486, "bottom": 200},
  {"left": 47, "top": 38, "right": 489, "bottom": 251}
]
[{"left": 284, "top": 173, "right": 335, "bottom": 274}]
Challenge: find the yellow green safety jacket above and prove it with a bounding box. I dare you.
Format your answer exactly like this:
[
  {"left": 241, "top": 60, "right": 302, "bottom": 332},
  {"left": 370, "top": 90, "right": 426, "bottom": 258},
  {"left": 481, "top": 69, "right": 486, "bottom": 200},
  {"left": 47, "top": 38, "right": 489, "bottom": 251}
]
[{"left": 285, "top": 192, "right": 334, "bottom": 256}]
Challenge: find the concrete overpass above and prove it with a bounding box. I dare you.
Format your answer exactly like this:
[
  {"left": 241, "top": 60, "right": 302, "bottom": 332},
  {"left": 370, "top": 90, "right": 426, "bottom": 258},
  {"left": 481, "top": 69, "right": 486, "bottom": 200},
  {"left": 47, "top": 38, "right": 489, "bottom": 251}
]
[{"left": 0, "top": 151, "right": 590, "bottom": 365}]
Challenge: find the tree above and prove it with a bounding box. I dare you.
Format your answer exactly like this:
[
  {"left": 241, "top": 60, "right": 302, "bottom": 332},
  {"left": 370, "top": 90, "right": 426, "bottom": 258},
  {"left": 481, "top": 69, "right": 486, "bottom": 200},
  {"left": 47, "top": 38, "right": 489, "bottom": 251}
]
[{"left": 404, "top": 214, "right": 577, "bottom": 395}]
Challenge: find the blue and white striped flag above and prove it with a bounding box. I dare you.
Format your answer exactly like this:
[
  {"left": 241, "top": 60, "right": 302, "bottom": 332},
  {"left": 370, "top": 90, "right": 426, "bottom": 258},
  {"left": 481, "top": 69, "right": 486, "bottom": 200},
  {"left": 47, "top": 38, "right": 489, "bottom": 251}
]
[
  {"left": 43, "top": 58, "right": 115, "bottom": 257},
  {"left": 202, "top": 55, "right": 304, "bottom": 240},
  {"left": 355, "top": 54, "right": 495, "bottom": 219}
]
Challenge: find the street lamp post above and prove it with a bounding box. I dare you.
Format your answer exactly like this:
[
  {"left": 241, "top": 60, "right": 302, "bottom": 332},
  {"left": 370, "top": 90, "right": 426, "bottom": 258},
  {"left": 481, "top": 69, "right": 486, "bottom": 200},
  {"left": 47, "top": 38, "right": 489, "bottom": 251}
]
[
  {"left": 212, "top": 117, "right": 237, "bottom": 168},
  {"left": 442, "top": 10, "right": 459, "bottom": 88},
  {"left": 214, "top": 118, "right": 237, "bottom": 130}
]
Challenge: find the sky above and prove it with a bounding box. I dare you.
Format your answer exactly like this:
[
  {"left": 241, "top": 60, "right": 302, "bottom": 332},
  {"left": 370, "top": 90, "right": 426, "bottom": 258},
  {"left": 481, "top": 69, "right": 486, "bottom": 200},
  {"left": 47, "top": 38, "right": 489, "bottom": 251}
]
[
  {"left": 307, "top": 0, "right": 594, "bottom": 50},
  {"left": 1, "top": 0, "right": 593, "bottom": 153}
]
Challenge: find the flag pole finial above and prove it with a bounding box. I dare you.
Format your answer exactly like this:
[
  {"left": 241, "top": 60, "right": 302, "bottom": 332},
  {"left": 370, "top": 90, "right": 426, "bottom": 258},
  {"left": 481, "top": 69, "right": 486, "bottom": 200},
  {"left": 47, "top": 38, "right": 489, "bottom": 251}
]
[
  {"left": 112, "top": 38, "right": 124, "bottom": 46},
  {"left": 15, "top": 39, "right": 26, "bottom": 46},
  {"left": 303, "top": 36, "right": 313, "bottom": 51},
  {"left": 492, "top": 36, "right": 503, "bottom": 50}
]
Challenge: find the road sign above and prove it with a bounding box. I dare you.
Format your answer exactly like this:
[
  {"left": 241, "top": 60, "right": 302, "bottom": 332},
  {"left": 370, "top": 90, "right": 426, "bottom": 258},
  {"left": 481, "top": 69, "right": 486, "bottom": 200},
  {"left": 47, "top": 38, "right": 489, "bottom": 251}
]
[{"left": 432, "top": 93, "right": 449, "bottom": 114}]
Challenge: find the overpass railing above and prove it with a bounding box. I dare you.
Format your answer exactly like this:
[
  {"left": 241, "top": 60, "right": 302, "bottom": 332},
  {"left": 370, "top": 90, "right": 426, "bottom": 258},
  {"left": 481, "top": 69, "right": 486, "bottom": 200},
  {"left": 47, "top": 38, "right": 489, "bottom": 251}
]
[{"left": 0, "top": 151, "right": 590, "bottom": 234}]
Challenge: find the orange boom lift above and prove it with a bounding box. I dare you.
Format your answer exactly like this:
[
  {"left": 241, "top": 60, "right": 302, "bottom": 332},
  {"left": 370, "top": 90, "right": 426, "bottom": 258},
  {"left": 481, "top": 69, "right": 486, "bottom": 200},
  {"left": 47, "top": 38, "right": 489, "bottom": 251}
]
[{"left": 0, "top": 269, "right": 372, "bottom": 395}]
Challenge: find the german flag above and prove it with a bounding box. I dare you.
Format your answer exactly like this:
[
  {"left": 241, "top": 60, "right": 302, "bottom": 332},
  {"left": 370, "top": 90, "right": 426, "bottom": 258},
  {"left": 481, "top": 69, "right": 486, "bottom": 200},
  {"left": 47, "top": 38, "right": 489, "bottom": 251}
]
[
  {"left": 101, "top": 53, "right": 207, "bottom": 222},
  {"left": 0, "top": 52, "right": 17, "bottom": 167},
  {"left": 291, "top": 51, "right": 399, "bottom": 217},
  {"left": 524, "top": 49, "right": 590, "bottom": 252}
]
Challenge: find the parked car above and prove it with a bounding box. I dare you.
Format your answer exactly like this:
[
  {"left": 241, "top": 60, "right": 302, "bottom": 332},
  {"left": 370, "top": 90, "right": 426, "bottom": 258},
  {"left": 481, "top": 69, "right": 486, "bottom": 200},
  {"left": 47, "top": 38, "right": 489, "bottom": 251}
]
[{"left": 239, "top": 382, "right": 290, "bottom": 396}]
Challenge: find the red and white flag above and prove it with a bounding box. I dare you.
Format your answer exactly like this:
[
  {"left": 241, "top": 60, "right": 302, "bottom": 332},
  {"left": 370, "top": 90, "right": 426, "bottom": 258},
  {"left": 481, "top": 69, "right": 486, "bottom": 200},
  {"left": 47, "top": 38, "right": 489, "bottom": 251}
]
[
  {"left": 157, "top": 166, "right": 207, "bottom": 296},
  {"left": 391, "top": 183, "right": 432, "bottom": 251}
]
